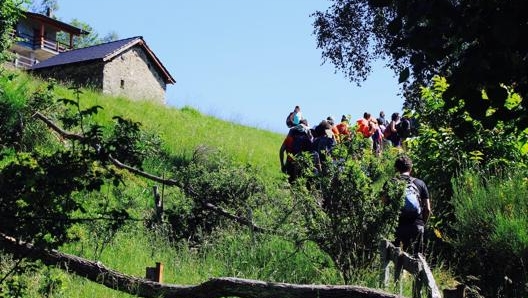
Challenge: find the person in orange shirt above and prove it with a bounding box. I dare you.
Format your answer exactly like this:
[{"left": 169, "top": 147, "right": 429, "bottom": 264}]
[
  {"left": 357, "top": 112, "right": 377, "bottom": 138},
  {"left": 336, "top": 115, "right": 351, "bottom": 141}
]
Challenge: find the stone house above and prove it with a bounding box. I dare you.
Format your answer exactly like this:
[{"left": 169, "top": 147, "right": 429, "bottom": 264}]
[
  {"left": 9, "top": 11, "right": 175, "bottom": 104},
  {"left": 31, "top": 36, "right": 175, "bottom": 103}
]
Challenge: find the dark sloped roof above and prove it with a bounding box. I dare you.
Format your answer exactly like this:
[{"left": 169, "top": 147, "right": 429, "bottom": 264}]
[
  {"left": 24, "top": 11, "right": 88, "bottom": 35},
  {"left": 32, "top": 36, "right": 175, "bottom": 84}
]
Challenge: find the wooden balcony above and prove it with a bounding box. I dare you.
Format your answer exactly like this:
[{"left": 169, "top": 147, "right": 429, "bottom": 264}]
[{"left": 13, "top": 32, "right": 72, "bottom": 61}]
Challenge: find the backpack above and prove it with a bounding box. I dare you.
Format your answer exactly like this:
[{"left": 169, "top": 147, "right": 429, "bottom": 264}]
[
  {"left": 357, "top": 119, "right": 373, "bottom": 138},
  {"left": 314, "top": 134, "right": 335, "bottom": 153},
  {"left": 396, "top": 118, "right": 411, "bottom": 138},
  {"left": 286, "top": 112, "right": 295, "bottom": 128},
  {"left": 383, "top": 126, "right": 392, "bottom": 138},
  {"left": 401, "top": 176, "right": 422, "bottom": 218},
  {"left": 290, "top": 127, "right": 312, "bottom": 154}
]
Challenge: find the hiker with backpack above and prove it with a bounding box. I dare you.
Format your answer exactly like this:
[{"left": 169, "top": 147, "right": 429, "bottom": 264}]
[
  {"left": 279, "top": 119, "right": 313, "bottom": 182},
  {"left": 396, "top": 116, "right": 411, "bottom": 139},
  {"left": 384, "top": 112, "right": 402, "bottom": 147},
  {"left": 381, "top": 155, "right": 431, "bottom": 255},
  {"left": 357, "top": 112, "right": 382, "bottom": 154},
  {"left": 377, "top": 111, "right": 389, "bottom": 129},
  {"left": 312, "top": 119, "right": 336, "bottom": 164},
  {"left": 326, "top": 116, "right": 341, "bottom": 143},
  {"left": 286, "top": 106, "right": 303, "bottom": 128},
  {"left": 396, "top": 111, "right": 416, "bottom": 149}
]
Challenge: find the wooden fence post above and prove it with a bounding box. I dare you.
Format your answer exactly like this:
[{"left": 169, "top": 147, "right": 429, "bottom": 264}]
[
  {"left": 379, "top": 239, "right": 442, "bottom": 298},
  {"left": 152, "top": 185, "right": 163, "bottom": 223},
  {"left": 379, "top": 239, "right": 391, "bottom": 288},
  {"left": 145, "top": 262, "right": 164, "bottom": 283}
]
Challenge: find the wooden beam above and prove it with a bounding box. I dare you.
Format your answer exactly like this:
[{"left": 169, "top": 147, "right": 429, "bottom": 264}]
[{"left": 1, "top": 233, "right": 403, "bottom": 298}]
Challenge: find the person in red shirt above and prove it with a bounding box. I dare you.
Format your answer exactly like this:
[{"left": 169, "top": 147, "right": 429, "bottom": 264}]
[{"left": 336, "top": 115, "right": 351, "bottom": 141}]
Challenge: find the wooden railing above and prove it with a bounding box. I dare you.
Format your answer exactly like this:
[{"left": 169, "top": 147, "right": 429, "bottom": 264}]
[
  {"left": 15, "top": 32, "right": 71, "bottom": 53},
  {"left": 10, "top": 53, "right": 38, "bottom": 69},
  {"left": 379, "top": 239, "right": 442, "bottom": 298},
  {"left": 15, "top": 54, "right": 36, "bottom": 69}
]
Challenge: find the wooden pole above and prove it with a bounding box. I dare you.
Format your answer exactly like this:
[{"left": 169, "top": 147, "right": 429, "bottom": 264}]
[
  {"left": 155, "top": 262, "right": 163, "bottom": 283},
  {"left": 145, "top": 262, "right": 163, "bottom": 283}
]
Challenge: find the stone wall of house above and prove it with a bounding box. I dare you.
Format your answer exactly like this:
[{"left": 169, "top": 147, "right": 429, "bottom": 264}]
[
  {"left": 103, "top": 46, "right": 166, "bottom": 104},
  {"left": 32, "top": 61, "right": 105, "bottom": 89}
]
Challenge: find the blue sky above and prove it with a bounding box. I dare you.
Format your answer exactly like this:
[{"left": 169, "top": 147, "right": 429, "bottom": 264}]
[{"left": 56, "top": 0, "right": 403, "bottom": 133}]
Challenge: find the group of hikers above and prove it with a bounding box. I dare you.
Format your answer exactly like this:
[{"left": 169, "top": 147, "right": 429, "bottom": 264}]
[
  {"left": 280, "top": 105, "right": 414, "bottom": 181},
  {"left": 280, "top": 105, "right": 430, "bottom": 255}
]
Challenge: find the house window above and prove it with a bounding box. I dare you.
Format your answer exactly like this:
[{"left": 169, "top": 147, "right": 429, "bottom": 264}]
[{"left": 120, "top": 80, "right": 125, "bottom": 89}]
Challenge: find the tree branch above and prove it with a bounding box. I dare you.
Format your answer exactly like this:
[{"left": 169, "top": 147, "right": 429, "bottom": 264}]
[
  {"left": 202, "top": 202, "right": 270, "bottom": 234},
  {"left": 0, "top": 233, "right": 402, "bottom": 298},
  {"left": 108, "top": 155, "right": 179, "bottom": 186},
  {"left": 34, "top": 111, "right": 270, "bottom": 233},
  {"left": 34, "top": 111, "right": 84, "bottom": 141},
  {"left": 34, "top": 111, "right": 179, "bottom": 186}
]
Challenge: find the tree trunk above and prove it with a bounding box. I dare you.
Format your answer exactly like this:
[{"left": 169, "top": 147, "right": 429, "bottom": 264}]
[{"left": 0, "top": 233, "right": 403, "bottom": 298}]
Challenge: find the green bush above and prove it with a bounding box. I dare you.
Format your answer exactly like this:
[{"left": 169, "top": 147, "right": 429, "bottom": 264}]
[
  {"left": 165, "top": 147, "right": 267, "bottom": 244},
  {"left": 451, "top": 169, "right": 528, "bottom": 297},
  {"left": 289, "top": 137, "right": 400, "bottom": 284},
  {"left": 409, "top": 76, "right": 528, "bottom": 247}
]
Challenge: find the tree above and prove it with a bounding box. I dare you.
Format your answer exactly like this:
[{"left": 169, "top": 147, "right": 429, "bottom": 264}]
[
  {"left": 101, "top": 30, "right": 119, "bottom": 43},
  {"left": 56, "top": 18, "right": 119, "bottom": 49},
  {"left": 0, "top": 0, "right": 25, "bottom": 63},
  {"left": 313, "top": 0, "right": 528, "bottom": 131},
  {"left": 28, "top": 0, "right": 58, "bottom": 15},
  {"left": 0, "top": 72, "right": 167, "bottom": 253},
  {"left": 64, "top": 19, "right": 100, "bottom": 48}
]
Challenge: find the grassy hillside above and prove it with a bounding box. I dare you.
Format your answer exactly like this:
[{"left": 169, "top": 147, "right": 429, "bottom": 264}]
[
  {"left": 52, "top": 86, "right": 285, "bottom": 180},
  {"left": 10, "top": 73, "right": 341, "bottom": 297},
  {"left": 1, "top": 71, "right": 458, "bottom": 297}
]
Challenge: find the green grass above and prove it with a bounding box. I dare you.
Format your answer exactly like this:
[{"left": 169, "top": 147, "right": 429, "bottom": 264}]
[
  {"left": 65, "top": 89, "right": 285, "bottom": 180},
  {"left": 55, "top": 223, "right": 343, "bottom": 297}
]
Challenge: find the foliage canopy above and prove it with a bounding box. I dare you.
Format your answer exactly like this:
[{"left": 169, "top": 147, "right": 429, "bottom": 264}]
[{"left": 313, "top": 0, "right": 528, "bottom": 130}]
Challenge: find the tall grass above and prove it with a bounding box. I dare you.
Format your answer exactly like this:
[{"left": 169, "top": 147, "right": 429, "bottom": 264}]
[
  {"left": 72, "top": 91, "right": 285, "bottom": 180},
  {"left": 451, "top": 169, "right": 528, "bottom": 297},
  {"left": 55, "top": 223, "right": 343, "bottom": 297}
]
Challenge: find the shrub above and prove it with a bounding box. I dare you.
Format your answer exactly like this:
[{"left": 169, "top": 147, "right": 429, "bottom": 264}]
[
  {"left": 289, "top": 137, "right": 400, "bottom": 284},
  {"left": 451, "top": 169, "right": 528, "bottom": 297},
  {"left": 409, "top": 76, "right": 528, "bottom": 251},
  {"left": 165, "top": 147, "right": 267, "bottom": 244}
]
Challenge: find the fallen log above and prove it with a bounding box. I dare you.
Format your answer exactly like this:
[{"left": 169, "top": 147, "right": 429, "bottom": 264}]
[{"left": 1, "top": 233, "right": 403, "bottom": 298}]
